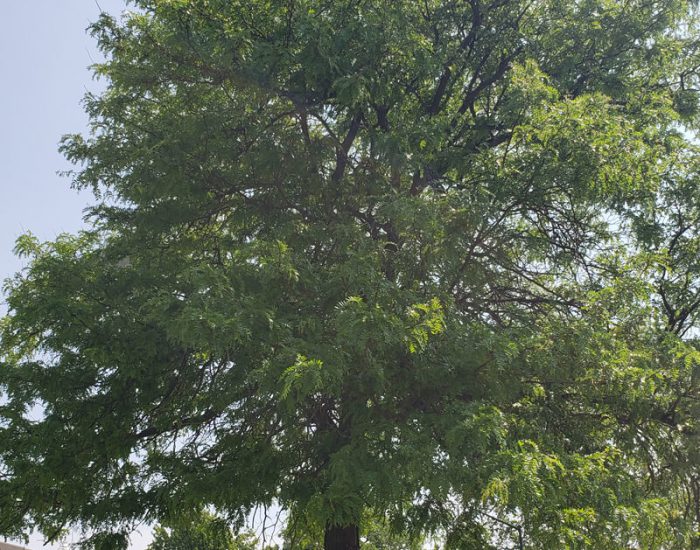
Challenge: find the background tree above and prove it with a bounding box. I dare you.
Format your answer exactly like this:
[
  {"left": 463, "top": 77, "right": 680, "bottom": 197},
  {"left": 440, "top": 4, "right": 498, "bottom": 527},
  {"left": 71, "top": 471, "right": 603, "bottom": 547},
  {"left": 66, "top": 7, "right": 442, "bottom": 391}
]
[
  {"left": 1, "top": 0, "right": 700, "bottom": 548},
  {"left": 147, "top": 511, "right": 259, "bottom": 550},
  {"left": 282, "top": 508, "right": 428, "bottom": 549}
]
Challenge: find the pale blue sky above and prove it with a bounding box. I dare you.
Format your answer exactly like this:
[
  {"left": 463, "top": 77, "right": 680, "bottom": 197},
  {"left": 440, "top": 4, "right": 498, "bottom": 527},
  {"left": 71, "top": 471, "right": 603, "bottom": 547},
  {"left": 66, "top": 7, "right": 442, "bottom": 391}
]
[
  {"left": 0, "top": 2, "right": 153, "bottom": 548},
  {"left": 0, "top": 0, "right": 125, "bottom": 285}
]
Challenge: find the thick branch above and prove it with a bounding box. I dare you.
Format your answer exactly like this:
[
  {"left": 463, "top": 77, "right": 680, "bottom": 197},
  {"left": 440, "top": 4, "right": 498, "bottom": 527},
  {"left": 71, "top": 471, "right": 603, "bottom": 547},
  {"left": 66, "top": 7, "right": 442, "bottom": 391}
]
[
  {"left": 134, "top": 408, "right": 218, "bottom": 440},
  {"left": 332, "top": 112, "right": 362, "bottom": 183}
]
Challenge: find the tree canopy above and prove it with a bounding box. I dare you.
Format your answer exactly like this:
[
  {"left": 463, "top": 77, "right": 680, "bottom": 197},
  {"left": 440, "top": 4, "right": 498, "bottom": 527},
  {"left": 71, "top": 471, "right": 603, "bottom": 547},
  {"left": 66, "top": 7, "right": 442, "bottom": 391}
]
[{"left": 2, "top": 0, "right": 700, "bottom": 548}]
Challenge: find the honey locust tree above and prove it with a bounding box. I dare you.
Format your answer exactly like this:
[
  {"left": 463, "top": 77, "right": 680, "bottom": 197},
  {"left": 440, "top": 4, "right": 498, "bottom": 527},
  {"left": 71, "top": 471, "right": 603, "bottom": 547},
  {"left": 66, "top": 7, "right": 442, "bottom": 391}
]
[{"left": 2, "top": 0, "right": 700, "bottom": 548}]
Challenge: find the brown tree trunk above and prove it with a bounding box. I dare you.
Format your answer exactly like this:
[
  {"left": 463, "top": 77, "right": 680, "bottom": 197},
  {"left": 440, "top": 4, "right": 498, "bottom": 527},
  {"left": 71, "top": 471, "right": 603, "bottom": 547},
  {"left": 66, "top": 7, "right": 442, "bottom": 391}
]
[{"left": 324, "top": 523, "right": 360, "bottom": 550}]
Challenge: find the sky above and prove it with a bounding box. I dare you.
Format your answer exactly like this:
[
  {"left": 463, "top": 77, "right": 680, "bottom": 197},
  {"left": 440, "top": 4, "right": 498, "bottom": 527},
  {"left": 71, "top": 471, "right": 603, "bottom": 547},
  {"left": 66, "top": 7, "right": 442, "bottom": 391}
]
[
  {"left": 0, "top": 2, "right": 151, "bottom": 548},
  {"left": 0, "top": 0, "right": 124, "bottom": 286}
]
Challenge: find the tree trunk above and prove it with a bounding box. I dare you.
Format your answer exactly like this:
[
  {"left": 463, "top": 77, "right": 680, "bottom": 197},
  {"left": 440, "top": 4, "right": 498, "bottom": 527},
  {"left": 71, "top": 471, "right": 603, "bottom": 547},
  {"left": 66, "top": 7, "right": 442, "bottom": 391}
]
[{"left": 324, "top": 523, "right": 360, "bottom": 550}]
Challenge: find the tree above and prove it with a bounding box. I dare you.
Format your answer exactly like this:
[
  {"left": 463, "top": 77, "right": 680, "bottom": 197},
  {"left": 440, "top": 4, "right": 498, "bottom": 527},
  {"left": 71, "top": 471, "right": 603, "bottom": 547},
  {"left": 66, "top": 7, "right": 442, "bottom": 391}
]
[
  {"left": 147, "top": 511, "right": 259, "bottom": 550},
  {"left": 1, "top": 0, "right": 700, "bottom": 548}
]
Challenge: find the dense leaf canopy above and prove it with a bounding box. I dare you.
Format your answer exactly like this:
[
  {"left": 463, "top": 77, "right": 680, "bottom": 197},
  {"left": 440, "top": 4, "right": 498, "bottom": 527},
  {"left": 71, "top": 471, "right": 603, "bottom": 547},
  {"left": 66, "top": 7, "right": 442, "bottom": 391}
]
[{"left": 2, "top": 0, "right": 700, "bottom": 548}]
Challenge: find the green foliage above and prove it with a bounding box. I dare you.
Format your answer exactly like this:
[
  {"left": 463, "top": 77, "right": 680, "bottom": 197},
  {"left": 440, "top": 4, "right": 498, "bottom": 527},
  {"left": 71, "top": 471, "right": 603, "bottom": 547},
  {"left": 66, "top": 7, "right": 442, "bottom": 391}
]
[
  {"left": 2, "top": 0, "right": 700, "bottom": 548},
  {"left": 282, "top": 508, "right": 426, "bottom": 550},
  {"left": 147, "top": 512, "right": 260, "bottom": 550},
  {"left": 360, "top": 511, "right": 426, "bottom": 550}
]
